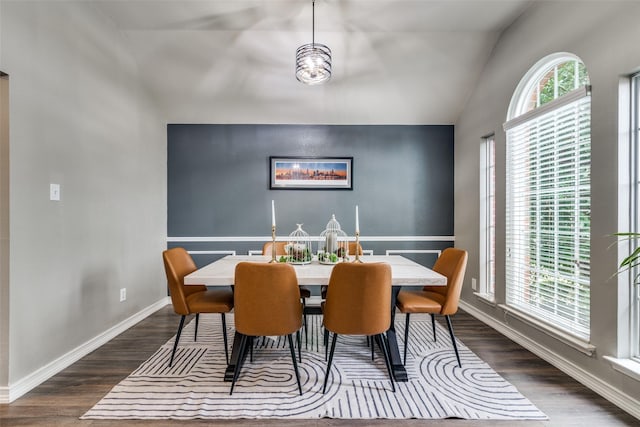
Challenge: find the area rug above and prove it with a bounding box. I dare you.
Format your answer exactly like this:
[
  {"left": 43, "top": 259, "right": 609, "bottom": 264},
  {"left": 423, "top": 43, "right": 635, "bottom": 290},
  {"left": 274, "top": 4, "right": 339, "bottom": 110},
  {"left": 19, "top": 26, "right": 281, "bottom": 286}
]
[{"left": 81, "top": 313, "right": 547, "bottom": 420}]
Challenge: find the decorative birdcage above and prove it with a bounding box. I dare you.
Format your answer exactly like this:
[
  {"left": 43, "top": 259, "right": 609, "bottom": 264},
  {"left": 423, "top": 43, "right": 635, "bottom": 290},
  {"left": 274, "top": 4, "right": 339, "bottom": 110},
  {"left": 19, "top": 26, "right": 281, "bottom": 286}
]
[
  {"left": 318, "top": 214, "right": 349, "bottom": 264},
  {"left": 285, "top": 223, "right": 313, "bottom": 264}
]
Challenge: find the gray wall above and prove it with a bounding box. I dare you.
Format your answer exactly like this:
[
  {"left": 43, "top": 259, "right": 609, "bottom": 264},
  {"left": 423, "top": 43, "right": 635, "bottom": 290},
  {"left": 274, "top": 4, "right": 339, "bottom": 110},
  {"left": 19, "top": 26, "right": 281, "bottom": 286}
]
[
  {"left": 0, "top": 1, "right": 167, "bottom": 386},
  {"left": 455, "top": 1, "right": 640, "bottom": 409},
  {"left": 168, "top": 124, "right": 454, "bottom": 266},
  {"left": 2, "top": 0, "right": 636, "bottom": 415}
]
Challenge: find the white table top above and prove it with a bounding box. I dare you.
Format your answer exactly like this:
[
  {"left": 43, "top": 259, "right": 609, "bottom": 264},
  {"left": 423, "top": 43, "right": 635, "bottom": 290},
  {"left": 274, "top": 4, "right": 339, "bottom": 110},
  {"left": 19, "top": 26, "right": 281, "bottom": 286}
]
[{"left": 184, "top": 255, "right": 447, "bottom": 287}]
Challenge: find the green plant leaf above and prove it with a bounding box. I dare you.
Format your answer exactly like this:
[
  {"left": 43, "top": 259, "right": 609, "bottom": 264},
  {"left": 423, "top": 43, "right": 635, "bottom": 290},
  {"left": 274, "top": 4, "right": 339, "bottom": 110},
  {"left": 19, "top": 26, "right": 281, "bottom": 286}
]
[{"left": 620, "top": 246, "right": 640, "bottom": 268}]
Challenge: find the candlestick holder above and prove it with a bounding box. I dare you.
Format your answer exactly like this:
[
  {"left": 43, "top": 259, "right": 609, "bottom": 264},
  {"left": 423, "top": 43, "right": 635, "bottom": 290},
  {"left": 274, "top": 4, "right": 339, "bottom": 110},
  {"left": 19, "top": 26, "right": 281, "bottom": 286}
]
[
  {"left": 269, "top": 225, "right": 277, "bottom": 263},
  {"left": 353, "top": 231, "right": 363, "bottom": 263}
]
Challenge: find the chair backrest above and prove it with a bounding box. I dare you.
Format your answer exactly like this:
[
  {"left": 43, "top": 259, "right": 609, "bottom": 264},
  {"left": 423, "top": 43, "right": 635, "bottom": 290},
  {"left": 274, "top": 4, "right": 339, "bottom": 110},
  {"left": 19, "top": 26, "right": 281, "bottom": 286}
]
[
  {"left": 348, "top": 242, "right": 363, "bottom": 256},
  {"left": 425, "top": 247, "right": 468, "bottom": 315},
  {"left": 323, "top": 262, "right": 392, "bottom": 335},
  {"left": 162, "top": 247, "right": 206, "bottom": 315},
  {"left": 234, "top": 262, "right": 303, "bottom": 336},
  {"left": 262, "top": 241, "right": 288, "bottom": 256}
]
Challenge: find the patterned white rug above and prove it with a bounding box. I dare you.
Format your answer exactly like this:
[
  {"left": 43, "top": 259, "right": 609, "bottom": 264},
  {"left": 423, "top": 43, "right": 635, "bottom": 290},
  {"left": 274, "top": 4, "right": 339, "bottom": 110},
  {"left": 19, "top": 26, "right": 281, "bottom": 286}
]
[{"left": 82, "top": 313, "right": 547, "bottom": 420}]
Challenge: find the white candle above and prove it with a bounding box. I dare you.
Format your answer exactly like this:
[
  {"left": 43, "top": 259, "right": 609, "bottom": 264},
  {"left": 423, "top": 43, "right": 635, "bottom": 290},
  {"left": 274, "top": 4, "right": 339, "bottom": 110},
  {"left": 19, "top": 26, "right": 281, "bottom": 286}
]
[
  {"left": 271, "top": 200, "right": 276, "bottom": 227},
  {"left": 327, "top": 232, "right": 337, "bottom": 253},
  {"left": 355, "top": 205, "right": 359, "bottom": 234}
]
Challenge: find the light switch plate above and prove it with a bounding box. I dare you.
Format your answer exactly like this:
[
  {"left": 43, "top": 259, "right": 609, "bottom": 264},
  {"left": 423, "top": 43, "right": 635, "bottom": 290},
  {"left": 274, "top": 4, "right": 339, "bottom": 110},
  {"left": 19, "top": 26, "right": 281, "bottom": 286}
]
[
  {"left": 50, "top": 183, "right": 60, "bottom": 201},
  {"left": 471, "top": 277, "right": 477, "bottom": 291}
]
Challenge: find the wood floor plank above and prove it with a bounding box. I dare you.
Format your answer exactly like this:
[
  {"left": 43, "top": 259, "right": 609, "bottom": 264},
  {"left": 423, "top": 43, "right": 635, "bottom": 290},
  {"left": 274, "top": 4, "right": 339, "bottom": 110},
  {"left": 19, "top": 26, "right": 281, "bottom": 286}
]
[{"left": 0, "top": 306, "right": 637, "bottom": 426}]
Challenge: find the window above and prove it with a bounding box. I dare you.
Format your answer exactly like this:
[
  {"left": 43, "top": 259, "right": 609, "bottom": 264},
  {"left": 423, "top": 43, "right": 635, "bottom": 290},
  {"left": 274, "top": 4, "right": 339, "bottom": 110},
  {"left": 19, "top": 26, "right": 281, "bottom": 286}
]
[
  {"left": 631, "top": 72, "right": 640, "bottom": 358},
  {"left": 504, "top": 54, "right": 591, "bottom": 340},
  {"left": 480, "top": 134, "right": 496, "bottom": 300}
]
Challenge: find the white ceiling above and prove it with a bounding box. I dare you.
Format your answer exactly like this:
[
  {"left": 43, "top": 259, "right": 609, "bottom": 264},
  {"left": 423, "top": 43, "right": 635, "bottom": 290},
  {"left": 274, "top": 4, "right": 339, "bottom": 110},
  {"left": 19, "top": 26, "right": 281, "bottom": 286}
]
[{"left": 92, "top": 0, "right": 533, "bottom": 124}]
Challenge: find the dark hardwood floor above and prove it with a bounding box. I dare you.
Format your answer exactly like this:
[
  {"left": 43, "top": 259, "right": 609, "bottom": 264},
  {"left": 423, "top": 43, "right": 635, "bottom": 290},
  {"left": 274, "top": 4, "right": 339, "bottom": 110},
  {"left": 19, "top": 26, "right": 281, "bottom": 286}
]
[{"left": 1, "top": 305, "right": 638, "bottom": 426}]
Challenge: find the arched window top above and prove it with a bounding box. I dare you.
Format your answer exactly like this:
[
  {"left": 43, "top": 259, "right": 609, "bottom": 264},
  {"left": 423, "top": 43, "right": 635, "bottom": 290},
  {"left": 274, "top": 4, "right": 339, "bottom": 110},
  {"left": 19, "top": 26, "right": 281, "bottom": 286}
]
[{"left": 507, "top": 52, "right": 589, "bottom": 120}]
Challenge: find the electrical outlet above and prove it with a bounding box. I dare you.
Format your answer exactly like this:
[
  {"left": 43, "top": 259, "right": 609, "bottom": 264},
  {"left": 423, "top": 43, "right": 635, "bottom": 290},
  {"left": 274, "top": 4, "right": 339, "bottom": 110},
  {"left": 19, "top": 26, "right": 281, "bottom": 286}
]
[
  {"left": 120, "top": 288, "right": 126, "bottom": 302},
  {"left": 471, "top": 278, "right": 477, "bottom": 291},
  {"left": 50, "top": 183, "right": 60, "bottom": 201}
]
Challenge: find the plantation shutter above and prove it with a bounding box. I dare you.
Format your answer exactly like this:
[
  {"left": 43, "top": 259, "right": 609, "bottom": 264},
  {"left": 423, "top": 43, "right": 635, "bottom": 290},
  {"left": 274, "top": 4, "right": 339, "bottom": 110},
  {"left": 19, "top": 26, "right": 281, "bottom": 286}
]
[{"left": 504, "top": 86, "right": 591, "bottom": 339}]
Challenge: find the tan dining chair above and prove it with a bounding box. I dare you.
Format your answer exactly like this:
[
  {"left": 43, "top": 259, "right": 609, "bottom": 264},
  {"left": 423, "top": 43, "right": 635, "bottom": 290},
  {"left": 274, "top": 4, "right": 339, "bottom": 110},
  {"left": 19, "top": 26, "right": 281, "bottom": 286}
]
[
  {"left": 230, "top": 262, "right": 303, "bottom": 395},
  {"left": 262, "top": 241, "right": 312, "bottom": 344},
  {"left": 396, "top": 247, "right": 468, "bottom": 367},
  {"left": 262, "top": 241, "right": 312, "bottom": 298},
  {"left": 320, "top": 242, "right": 363, "bottom": 300},
  {"left": 162, "top": 247, "right": 234, "bottom": 367},
  {"left": 322, "top": 262, "right": 395, "bottom": 393}
]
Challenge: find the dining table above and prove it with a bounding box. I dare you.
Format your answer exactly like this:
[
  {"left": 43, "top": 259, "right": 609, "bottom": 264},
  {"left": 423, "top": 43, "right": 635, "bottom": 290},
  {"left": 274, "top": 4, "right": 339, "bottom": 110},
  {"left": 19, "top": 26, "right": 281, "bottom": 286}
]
[{"left": 184, "top": 254, "right": 447, "bottom": 382}]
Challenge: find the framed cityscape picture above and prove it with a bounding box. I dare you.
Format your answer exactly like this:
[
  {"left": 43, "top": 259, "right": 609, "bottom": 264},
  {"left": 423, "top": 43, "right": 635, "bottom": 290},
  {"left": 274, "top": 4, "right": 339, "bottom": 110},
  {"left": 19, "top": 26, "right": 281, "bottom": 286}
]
[{"left": 270, "top": 156, "right": 353, "bottom": 190}]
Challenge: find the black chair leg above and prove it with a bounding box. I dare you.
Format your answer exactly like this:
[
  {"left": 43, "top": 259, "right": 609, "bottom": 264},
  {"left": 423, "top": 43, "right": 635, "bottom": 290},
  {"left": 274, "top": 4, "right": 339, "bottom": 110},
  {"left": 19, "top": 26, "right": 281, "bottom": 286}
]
[
  {"left": 230, "top": 334, "right": 248, "bottom": 395},
  {"left": 288, "top": 334, "right": 303, "bottom": 395},
  {"left": 302, "top": 299, "right": 308, "bottom": 348},
  {"left": 371, "top": 336, "right": 374, "bottom": 361},
  {"left": 194, "top": 313, "right": 199, "bottom": 341},
  {"left": 324, "top": 328, "right": 330, "bottom": 361},
  {"left": 249, "top": 336, "right": 254, "bottom": 363},
  {"left": 169, "top": 315, "right": 186, "bottom": 367},
  {"left": 375, "top": 334, "right": 396, "bottom": 392},
  {"left": 221, "top": 313, "right": 229, "bottom": 364},
  {"left": 323, "top": 333, "right": 338, "bottom": 394},
  {"left": 445, "top": 315, "right": 462, "bottom": 368},
  {"left": 296, "top": 330, "right": 301, "bottom": 363},
  {"left": 403, "top": 313, "right": 411, "bottom": 365},
  {"left": 431, "top": 313, "right": 436, "bottom": 342}
]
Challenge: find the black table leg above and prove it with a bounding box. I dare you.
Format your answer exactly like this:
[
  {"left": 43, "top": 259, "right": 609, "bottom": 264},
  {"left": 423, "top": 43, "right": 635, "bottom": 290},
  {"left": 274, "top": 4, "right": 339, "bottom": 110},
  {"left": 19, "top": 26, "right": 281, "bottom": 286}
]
[
  {"left": 386, "top": 286, "right": 408, "bottom": 381},
  {"left": 224, "top": 331, "right": 243, "bottom": 381},
  {"left": 225, "top": 290, "right": 408, "bottom": 382}
]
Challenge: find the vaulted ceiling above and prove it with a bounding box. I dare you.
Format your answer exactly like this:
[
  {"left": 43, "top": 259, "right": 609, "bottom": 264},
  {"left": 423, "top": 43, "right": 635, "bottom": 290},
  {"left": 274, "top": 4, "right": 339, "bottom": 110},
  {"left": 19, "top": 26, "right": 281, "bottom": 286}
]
[{"left": 92, "top": 0, "right": 533, "bottom": 124}]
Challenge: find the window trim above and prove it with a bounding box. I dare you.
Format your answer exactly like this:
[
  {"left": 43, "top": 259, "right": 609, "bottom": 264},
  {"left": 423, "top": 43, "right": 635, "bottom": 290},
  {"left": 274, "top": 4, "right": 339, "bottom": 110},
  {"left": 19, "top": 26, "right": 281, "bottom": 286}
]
[
  {"left": 604, "top": 72, "right": 640, "bottom": 383},
  {"left": 498, "top": 303, "right": 595, "bottom": 355},
  {"left": 504, "top": 85, "right": 590, "bottom": 132},
  {"left": 504, "top": 53, "right": 591, "bottom": 342},
  {"left": 479, "top": 134, "right": 496, "bottom": 301},
  {"left": 507, "top": 52, "right": 585, "bottom": 121},
  {"left": 603, "top": 356, "right": 640, "bottom": 382},
  {"left": 630, "top": 72, "right": 640, "bottom": 360}
]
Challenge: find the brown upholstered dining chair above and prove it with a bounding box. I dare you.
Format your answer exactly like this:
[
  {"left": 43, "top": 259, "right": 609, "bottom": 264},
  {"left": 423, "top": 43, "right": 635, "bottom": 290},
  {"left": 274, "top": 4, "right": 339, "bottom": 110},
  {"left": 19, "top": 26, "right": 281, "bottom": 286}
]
[
  {"left": 231, "top": 262, "right": 303, "bottom": 395},
  {"left": 162, "top": 247, "right": 234, "bottom": 367},
  {"left": 396, "top": 247, "right": 468, "bottom": 367},
  {"left": 320, "top": 242, "right": 363, "bottom": 300},
  {"left": 263, "top": 241, "right": 312, "bottom": 343},
  {"left": 348, "top": 241, "right": 364, "bottom": 257},
  {"left": 322, "top": 262, "right": 395, "bottom": 393},
  {"left": 262, "top": 241, "right": 311, "bottom": 298}
]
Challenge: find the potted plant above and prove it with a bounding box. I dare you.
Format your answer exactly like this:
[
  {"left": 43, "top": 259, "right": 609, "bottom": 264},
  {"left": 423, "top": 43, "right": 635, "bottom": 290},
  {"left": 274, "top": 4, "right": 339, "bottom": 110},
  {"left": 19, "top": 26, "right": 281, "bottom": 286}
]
[{"left": 615, "top": 232, "right": 640, "bottom": 282}]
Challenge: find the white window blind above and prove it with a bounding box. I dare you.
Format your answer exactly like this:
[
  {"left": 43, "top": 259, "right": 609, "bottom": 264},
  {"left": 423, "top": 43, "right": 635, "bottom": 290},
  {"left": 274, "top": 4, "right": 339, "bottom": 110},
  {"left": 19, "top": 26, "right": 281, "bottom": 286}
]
[{"left": 504, "top": 87, "right": 591, "bottom": 339}]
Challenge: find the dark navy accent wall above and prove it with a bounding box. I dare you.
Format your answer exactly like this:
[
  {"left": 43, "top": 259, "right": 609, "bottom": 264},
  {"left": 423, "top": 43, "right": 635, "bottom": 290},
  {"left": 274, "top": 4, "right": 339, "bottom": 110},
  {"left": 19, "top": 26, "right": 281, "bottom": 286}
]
[{"left": 168, "top": 124, "right": 454, "bottom": 266}]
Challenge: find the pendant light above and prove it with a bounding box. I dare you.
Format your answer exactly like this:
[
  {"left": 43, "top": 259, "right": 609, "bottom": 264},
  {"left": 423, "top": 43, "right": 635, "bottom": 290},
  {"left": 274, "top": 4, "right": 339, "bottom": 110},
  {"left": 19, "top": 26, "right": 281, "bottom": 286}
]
[{"left": 295, "top": 1, "right": 332, "bottom": 85}]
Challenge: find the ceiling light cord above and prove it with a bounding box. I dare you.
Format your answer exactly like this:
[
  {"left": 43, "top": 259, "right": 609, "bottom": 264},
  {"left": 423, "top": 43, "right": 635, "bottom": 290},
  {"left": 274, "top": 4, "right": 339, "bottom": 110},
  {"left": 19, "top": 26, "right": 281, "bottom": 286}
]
[{"left": 312, "top": 1, "right": 315, "bottom": 47}]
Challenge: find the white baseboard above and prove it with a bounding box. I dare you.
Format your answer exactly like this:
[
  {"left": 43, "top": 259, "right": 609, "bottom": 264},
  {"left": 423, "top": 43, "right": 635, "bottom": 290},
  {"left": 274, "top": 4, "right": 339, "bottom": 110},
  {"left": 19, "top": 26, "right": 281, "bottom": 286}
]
[
  {"left": 459, "top": 300, "right": 640, "bottom": 421},
  {"left": 0, "top": 297, "right": 170, "bottom": 404}
]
